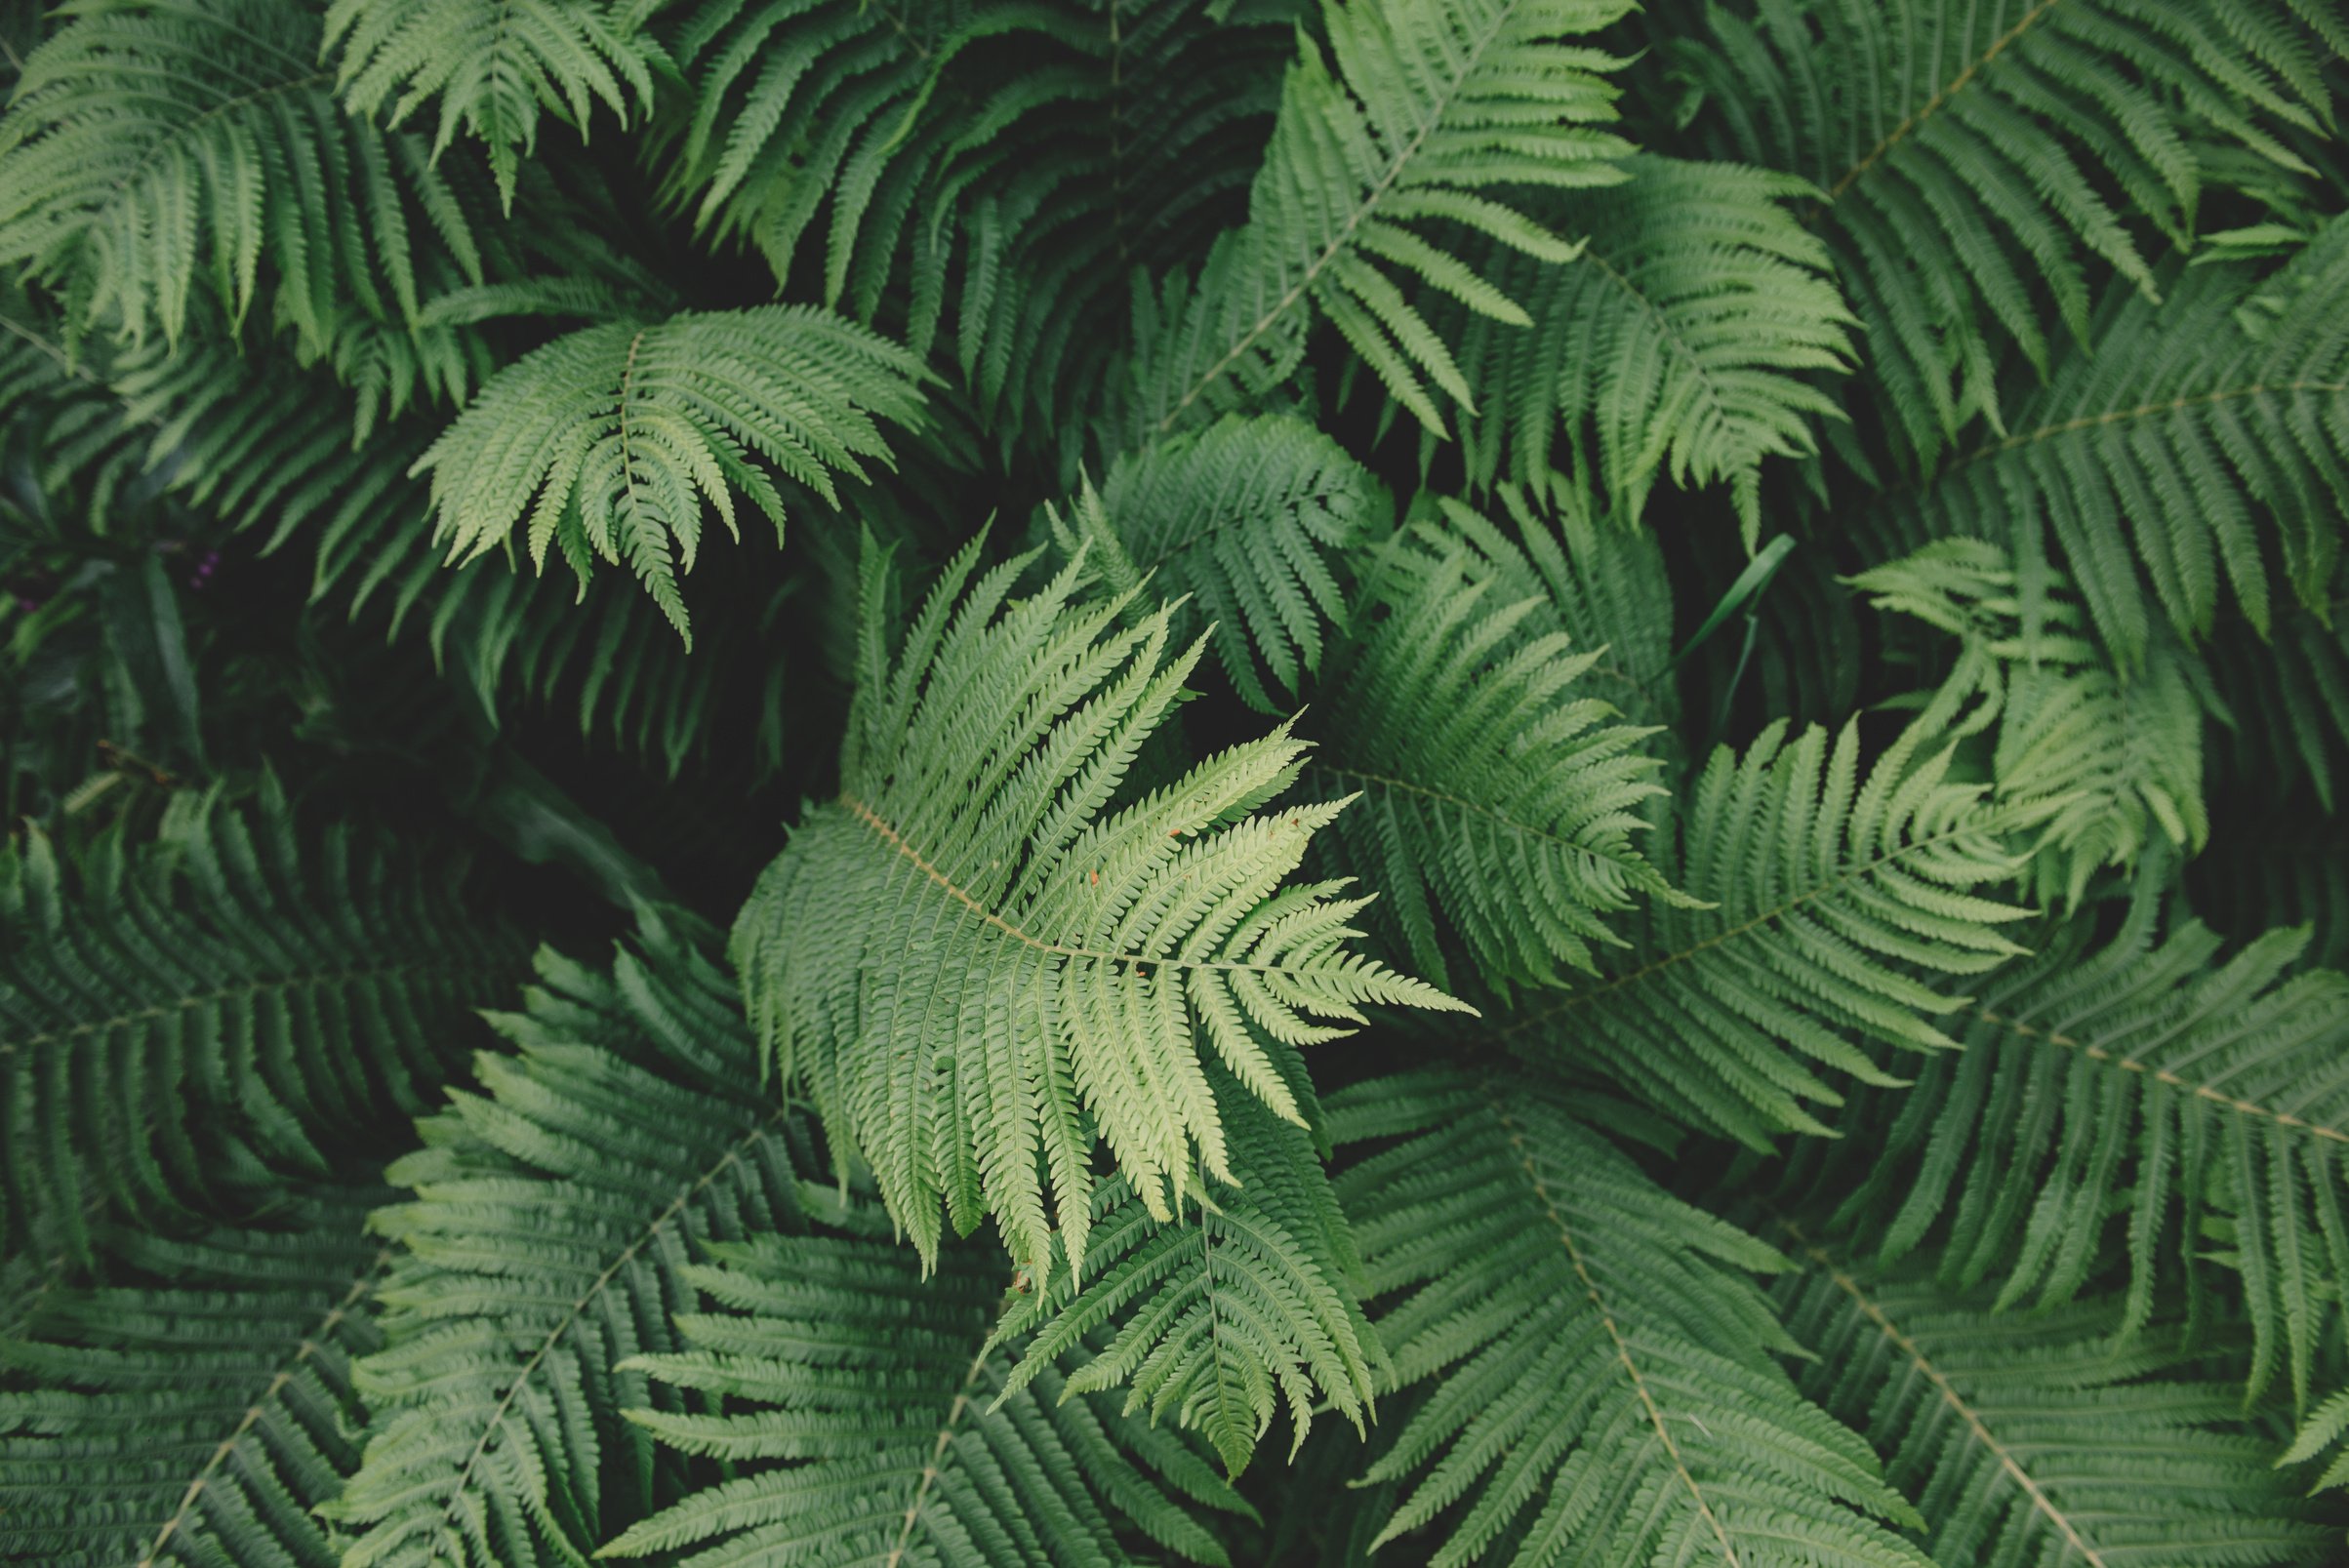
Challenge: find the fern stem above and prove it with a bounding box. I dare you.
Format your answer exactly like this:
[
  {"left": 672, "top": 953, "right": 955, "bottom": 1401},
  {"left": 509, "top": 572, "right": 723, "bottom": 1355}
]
[
  {"left": 1824, "top": 0, "right": 2068, "bottom": 201},
  {"left": 883, "top": 1328, "right": 997, "bottom": 1567},
  {"left": 0, "top": 958, "right": 506, "bottom": 1058},
  {"left": 1966, "top": 381, "right": 2349, "bottom": 461}
]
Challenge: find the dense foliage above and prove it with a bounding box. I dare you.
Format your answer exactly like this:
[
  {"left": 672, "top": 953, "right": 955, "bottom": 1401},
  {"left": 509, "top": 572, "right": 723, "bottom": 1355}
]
[{"left": 5, "top": 0, "right": 2349, "bottom": 1562}]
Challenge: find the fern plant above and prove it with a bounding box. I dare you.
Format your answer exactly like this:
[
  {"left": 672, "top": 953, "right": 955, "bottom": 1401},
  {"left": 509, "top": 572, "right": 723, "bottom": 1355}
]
[{"left": 7, "top": 0, "right": 2349, "bottom": 1561}]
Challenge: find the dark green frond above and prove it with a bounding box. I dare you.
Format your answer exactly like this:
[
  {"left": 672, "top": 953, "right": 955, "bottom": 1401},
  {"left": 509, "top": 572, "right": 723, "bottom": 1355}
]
[
  {"left": 1330, "top": 1068, "right": 1933, "bottom": 1568},
  {"left": 1493, "top": 713, "right": 2029, "bottom": 1145},
  {"left": 0, "top": 787, "right": 525, "bottom": 1267},
  {"left": 417, "top": 303, "right": 927, "bottom": 640},
  {"left": 1778, "top": 1232, "right": 2333, "bottom": 1567},
  {"left": 1046, "top": 414, "right": 1382, "bottom": 712},
  {"left": 0, "top": 1181, "right": 385, "bottom": 1568},
  {"left": 1306, "top": 496, "right": 1681, "bottom": 997},
  {"left": 1792, "top": 882, "right": 2349, "bottom": 1410},
  {"left": 731, "top": 537, "right": 1464, "bottom": 1281},
  {"left": 1437, "top": 155, "right": 1854, "bottom": 540},
  {"left": 334, "top": 907, "right": 820, "bottom": 1568}
]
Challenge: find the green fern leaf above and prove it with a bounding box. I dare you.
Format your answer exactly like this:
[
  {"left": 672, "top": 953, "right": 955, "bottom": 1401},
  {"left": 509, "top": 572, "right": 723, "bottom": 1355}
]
[
  {"left": 1331, "top": 1068, "right": 1934, "bottom": 1568},
  {"left": 731, "top": 535, "right": 1466, "bottom": 1284},
  {"left": 1044, "top": 413, "right": 1383, "bottom": 712},
  {"left": 415, "top": 303, "right": 927, "bottom": 642},
  {"left": 0, "top": 1182, "right": 387, "bottom": 1568},
  {"left": 1778, "top": 1231, "right": 2334, "bottom": 1567}
]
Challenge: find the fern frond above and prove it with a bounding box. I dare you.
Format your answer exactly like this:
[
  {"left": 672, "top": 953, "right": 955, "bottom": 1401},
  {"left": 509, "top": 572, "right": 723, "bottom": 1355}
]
[
  {"left": 0, "top": 1182, "right": 385, "bottom": 1568},
  {"left": 1493, "top": 713, "right": 2030, "bottom": 1144},
  {"left": 327, "top": 0, "right": 667, "bottom": 208},
  {"left": 1794, "top": 882, "right": 2349, "bottom": 1410},
  {"left": 334, "top": 907, "right": 820, "bottom": 1568},
  {"left": 603, "top": 1220, "right": 1249, "bottom": 1567},
  {"left": 0, "top": 0, "right": 485, "bottom": 356},
  {"left": 1852, "top": 539, "right": 2213, "bottom": 906},
  {"left": 0, "top": 787, "right": 524, "bottom": 1268},
  {"left": 1437, "top": 155, "right": 1854, "bottom": 541},
  {"left": 1778, "top": 1231, "right": 2333, "bottom": 1567},
  {"left": 731, "top": 536, "right": 1465, "bottom": 1283},
  {"left": 1330, "top": 1068, "right": 1934, "bottom": 1568},
  {"left": 992, "top": 1078, "right": 1378, "bottom": 1477},
  {"left": 1045, "top": 414, "right": 1382, "bottom": 711},
  {"left": 1305, "top": 496, "right": 1681, "bottom": 997},
  {"left": 1860, "top": 224, "right": 2349, "bottom": 663},
  {"left": 1120, "top": 0, "right": 1635, "bottom": 441},
  {"left": 1678, "top": 0, "right": 2346, "bottom": 460},
  {"left": 416, "top": 303, "right": 927, "bottom": 641}
]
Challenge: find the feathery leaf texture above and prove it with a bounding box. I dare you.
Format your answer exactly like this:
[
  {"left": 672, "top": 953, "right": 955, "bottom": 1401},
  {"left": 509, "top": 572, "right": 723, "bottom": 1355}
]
[
  {"left": 0, "top": 1182, "right": 385, "bottom": 1568},
  {"left": 1778, "top": 1232, "right": 2333, "bottom": 1567},
  {"left": 0, "top": 0, "right": 486, "bottom": 356},
  {"left": 1045, "top": 413, "right": 1382, "bottom": 712},
  {"left": 606, "top": 1226, "right": 1250, "bottom": 1566},
  {"left": 1120, "top": 0, "right": 1635, "bottom": 440},
  {"left": 1331, "top": 1068, "right": 1934, "bottom": 1568},
  {"left": 1436, "top": 155, "right": 1854, "bottom": 540},
  {"left": 732, "top": 536, "right": 1465, "bottom": 1282},
  {"left": 326, "top": 0, "right": 666, "bottom": 207},
  {"left": 1852, "top": 539, "right": 2212, "bottom": 906},
  {"left": 1679, "top": 0, "right": 2348, "bottom": 460},
  {"left": 0, "top": 789, "right": 523, "bottom": 1268},
  {"left": 333, "top": 908, "right": 820, "bottom": 1568},
  {"left": 417, "top": 303, "right": 927, "bottom": 641},
  {"left": 1789, "top": 883, "right": 2349, "bottom": 1412},
  {"left": 1495, "top": 713, "right": 2029, "bottom": 1144},
  {"left": 1307, "top": 496, "right": 1681, "bottom": 997},
  {"left": 992, "top": 1080, "right": 1377, "bottom": 1477},
  {"left": 1860, "top": 224, "right": 2349, "bottom": 664}
]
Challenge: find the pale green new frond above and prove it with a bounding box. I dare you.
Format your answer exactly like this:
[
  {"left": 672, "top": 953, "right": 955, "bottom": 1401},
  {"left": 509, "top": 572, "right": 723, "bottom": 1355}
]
[
  {"left": 1860, "top": 223, "right": 2349, "bottom": 664},
  {"left": 1436, "top": 155, "right": 1854, "bottom": 541},
  {"left": 0, "top": 1182, "right": 385, "bottom": 1568},
  {"left": 0, "top": 786, "right": 524, "bottom": 1269},
  {"left": 416, "top": 303, "right": 927, "bottom": 642},
  {"left": 1305, "top": 496, "right": 1681, "bottom": 997},
  {"left": 730, "top": 537, "right": 1465, "bottom": 1284},
  {"left": 1790, "top": 882, "right": 2349, "bottom": 1412},
  {"left": 1330, "top": 1068, "right": 1933, "bottom": 1568},
  {"left": 1853, "top": 539, "right": 2213, "bottom": 906},
  {"left": 1045, "top": 414, "right": 1382, "bottom": 711},
  {"left": 1678, "top": 0, "right": 2346, "bottom": 461},
  {"left": 1120, "top": 0, "right": 1635, "bottom": 441},
  {"left": 327, "top": 0, "right": 667, "bottom": 208},
  {"left": 333, "top": 907, "right": 822, "bottom": 1568},
  {"left": 1495, "top": 713, "right": 2030, "bottom": 1145},
  {"left": 605, "top": 1225, "right": 1250, "bottom": 1568},
  {"left": 1778, "top": 1234, "right": 2333, "bottom": 1567},
  {"left": 992, "top": 1078, "right": 1378, "bottom": 1477},
  {"left": 0, "top": 0, "right": 486, "bottom": 356}
]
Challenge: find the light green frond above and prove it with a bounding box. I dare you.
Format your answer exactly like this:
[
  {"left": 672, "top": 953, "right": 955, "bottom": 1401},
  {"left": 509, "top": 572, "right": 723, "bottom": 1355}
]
[
  {"left": 0, "top": 786, "right": 525, "bottom": 1269},
  {"left": 1305, "top": 496, "right": 1681, "bottom": 997},
  {"left": 327, "top": 0, "right": 668, "bottom": 208},
  {"left": 1853, "top": 539, "right": 2213, "bottom": 906},
  {"left": 1678, "top": 0, "right": 2347, "bottom": 460},
  {"left": 1436, "top": 155, "right": 1855, "bottom": 542},
  {"left": 992, "top": 1078, "right": 1378, "bottom": 1478},
  {"left": 0, "top": 1181, "right": 387, "bottom": 1568},
  {"left": 1859, "top": 222, "right": 2349, "bottom": 664},
  {"left": 416, "top": 304, "right": 927, "bottom": 642},
  {"left": 1330, "top": 1068, "right": 1933, "bottom": 1568},
  {"left": 333, "top": 907, "right": 821, "bottom": 1568},
  {"left": 0, "top": 0, "right": 485, "bottom": 356},
  {"left": 1044, "top": 413, "right": 1383, "bottom": 711},
  {"left": 605, "top": 1223, "right": 1251, "bottom": 1568},
  {"left": 1778, "top": 1233, "right": 2333, "bottom": 1567},
  {"left": 730, "top": 537, "right": 1465, "bottom": 1284},
  {"left": 1119, "top": 0, "right": 1635, "bottom": 442},
  {"left": 1794, "top": 880, "right": 2349, "bottom": 1411},
  {"left": 1494, "top": 713, "right": 2030, "bottom": 1145}
]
